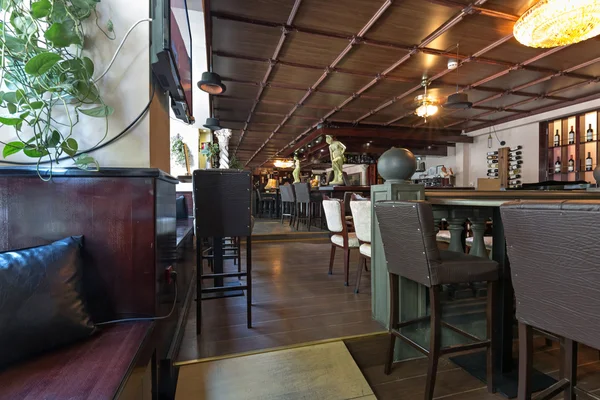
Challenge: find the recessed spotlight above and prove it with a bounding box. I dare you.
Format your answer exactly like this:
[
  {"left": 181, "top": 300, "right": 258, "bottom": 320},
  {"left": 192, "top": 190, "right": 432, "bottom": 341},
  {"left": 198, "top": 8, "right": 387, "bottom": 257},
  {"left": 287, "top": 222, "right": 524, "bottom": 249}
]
[{"left": 320, "top": 149, "right": 324, "bottom": 152}]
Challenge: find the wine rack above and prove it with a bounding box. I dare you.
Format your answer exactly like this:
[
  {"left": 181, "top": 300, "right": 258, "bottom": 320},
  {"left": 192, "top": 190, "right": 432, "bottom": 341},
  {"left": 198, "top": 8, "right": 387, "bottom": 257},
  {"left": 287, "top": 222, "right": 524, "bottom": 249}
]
[
  {"left": 541, "top": 111, "right": 599, "bottom": 183},
  {"left": 486, "top": 146, "right": 523, "bottom": 189}
]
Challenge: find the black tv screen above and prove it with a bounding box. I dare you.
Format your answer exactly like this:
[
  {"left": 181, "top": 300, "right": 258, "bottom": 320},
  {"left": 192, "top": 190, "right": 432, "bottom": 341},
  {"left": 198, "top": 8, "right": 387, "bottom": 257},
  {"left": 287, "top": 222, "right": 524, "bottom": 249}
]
[
  {"left": 151, "top": 0, "right": 193, "bottom": 124},
  {"left": 170, "top": 2, "right": 192, "bottom": 115}
]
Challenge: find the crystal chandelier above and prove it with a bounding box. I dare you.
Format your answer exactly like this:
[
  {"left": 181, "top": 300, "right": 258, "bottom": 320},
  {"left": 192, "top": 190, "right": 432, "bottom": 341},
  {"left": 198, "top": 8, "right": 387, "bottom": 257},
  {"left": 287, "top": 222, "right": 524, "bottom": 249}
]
[
  {"left": 514, "top": 0, "right": 600, "bottom": 48},
  {"left": 274, "top": 159, "right": 294, "bottom": 168}
]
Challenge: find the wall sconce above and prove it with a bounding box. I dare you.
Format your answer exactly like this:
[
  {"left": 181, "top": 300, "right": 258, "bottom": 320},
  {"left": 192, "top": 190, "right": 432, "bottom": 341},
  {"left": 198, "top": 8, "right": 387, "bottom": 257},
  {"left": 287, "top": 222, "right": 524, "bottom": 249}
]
[{"left": 488, "top": 133, "right": 493, "bottom": 149}]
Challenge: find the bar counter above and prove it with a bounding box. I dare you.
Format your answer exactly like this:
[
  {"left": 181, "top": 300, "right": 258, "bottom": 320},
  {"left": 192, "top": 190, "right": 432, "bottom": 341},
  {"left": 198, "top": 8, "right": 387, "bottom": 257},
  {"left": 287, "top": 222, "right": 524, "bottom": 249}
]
[{"left": 371, "top": 185, "right": 600, "bottom": 397}]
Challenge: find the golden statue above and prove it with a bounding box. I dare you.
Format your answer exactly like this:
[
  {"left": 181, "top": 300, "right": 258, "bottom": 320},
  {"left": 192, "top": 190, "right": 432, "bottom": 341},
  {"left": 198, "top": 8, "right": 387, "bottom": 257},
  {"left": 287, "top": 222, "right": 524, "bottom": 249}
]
[
  {"left": 293, "top": 155, "right": 301, "bottom": 183},
  {"left": 326, "top": 135, "right": 346, "bottom": 185}
]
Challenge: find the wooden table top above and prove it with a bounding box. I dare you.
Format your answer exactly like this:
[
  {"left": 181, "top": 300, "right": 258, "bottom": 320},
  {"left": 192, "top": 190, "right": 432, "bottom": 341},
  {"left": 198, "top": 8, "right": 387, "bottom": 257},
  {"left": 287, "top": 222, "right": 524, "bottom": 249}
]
[{"left": 425, "top": 189, "right": 600, "bottom": 207}]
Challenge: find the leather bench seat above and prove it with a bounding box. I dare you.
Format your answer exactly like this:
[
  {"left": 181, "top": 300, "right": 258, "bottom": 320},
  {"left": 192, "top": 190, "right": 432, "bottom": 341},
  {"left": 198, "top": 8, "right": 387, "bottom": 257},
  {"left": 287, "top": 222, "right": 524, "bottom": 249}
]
[{"left": 0, "top": 322, "right": 153, "bottom": 400}]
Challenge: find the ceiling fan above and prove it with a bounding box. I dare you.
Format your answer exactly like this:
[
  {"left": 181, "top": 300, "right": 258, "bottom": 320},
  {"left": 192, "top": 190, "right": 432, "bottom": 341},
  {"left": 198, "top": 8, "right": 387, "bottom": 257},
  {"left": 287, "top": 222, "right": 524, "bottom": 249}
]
[{"left": 403, "top": 77, "right": 441, "bottom": 123}]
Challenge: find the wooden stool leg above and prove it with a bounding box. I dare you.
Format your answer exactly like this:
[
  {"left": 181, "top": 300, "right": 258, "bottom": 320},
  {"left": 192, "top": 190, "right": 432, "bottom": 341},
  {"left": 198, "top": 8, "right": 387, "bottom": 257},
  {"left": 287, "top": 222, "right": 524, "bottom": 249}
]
[
  {"left": 518, "top": 322, "right": 533, "bottom": 400},
  {"left": 308, "top": 202, "right": 313, "bottom": 232},
  {"left": 343, "top": 247, "right": 350, "bottom": 286},
  {"left": 246, "top": 236, "right": 252, "bottom": 329},
  {"left": 486, "top": 281, "right": 496, "bottom": 393},
  {"left": 385, "top": 273, "right": 399, "bottom": 375},
  {"left": 425, "top": 286, "right": 442, "bottom": 400},
  {"left": 328, "top": 244, "right": 336, "bottom": 275},
  {"left": 563, "top": 338, "right": 577, "bottom": 400},
  {"left": 354, "top": 255, "right": 364, "bottom": 294}
]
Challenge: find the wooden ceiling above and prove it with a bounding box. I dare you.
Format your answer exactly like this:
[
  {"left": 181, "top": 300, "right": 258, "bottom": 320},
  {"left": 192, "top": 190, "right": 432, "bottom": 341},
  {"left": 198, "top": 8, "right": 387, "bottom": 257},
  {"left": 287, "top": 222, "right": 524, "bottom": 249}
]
[{"left": 203, "top": 0, "right": 600, "bottom": 167}]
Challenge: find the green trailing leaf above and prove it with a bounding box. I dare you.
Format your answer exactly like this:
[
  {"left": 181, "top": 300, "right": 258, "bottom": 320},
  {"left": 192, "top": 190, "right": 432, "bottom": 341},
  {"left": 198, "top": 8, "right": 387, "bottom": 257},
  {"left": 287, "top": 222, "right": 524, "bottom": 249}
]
[
  {"left": 46, "top": 131, "right": 61, "bottom": 147},
  {"left": 23, "top": 146, "right": 49, "bottom": 158},
  {"left": 74, "top": 154, "right": 99, "bottom": 171},
  {"left": 61, "top": 138, "right": 78, "bottom": 156},
  {"left": 31, "top": 0, "right": 52, "bottom": 19},
  {"left": 45, "top": 22, "right": 81, "bottom": 47},
  {"left": 27, "top": 101, "right": 44, "bottom": 110},
  {"left": 25, "top": 52, "right": 62, "bottom": 76},
  {"left": 11, "top": 13, "right": 37, "bottom": 36},
  {"left": 0, "top": 115, "right": 23, "bottom": 125},
  {"left": 83, "top": 57, "right": 94, "bottom": 77},
  {"left": 73, "top": 80, "right": 100, "bottom": 103},
  {"left": 7, "top": 103, "right": 16, "bottom": 114},
  {"left": 79, "top": 105, "right": 114, "bottom": 118},
  {"left": 2, "top": 141, "right": 25, "bottom": 157}
]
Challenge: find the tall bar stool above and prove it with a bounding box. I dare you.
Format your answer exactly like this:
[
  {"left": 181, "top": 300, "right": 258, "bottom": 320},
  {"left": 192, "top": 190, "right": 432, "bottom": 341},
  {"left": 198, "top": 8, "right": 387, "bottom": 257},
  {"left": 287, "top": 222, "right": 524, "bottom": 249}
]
[
  {"left": 323, "top": 198, "right": 360, "bottom": 286},
  {"left": 293, "top": 182, "right": 311, "bottom": 230},
  {"left": 375, "top": 201, "right": 499, "bottom": 400},
  {"left": 350, "top": 197, "right": 371, "bottom": 294},
  {"left": 280, "top": 184, "right": 295, "bottom": 225},
  {"left": 501, "top": 200, "right": 600, "bottom": 400},
  {"left": 255, "top": 189, "right": 276, "bottom": 219}
]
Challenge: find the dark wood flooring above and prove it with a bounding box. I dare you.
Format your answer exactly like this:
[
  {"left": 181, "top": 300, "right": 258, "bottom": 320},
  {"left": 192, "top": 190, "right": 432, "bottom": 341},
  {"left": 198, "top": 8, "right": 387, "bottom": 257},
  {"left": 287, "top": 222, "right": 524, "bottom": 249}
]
[
  {"left": 345, "top": 334, "right": 600, "bottom": 399},
  {"left": 176, "top": 239, "right": 384, "bottom": 362}
]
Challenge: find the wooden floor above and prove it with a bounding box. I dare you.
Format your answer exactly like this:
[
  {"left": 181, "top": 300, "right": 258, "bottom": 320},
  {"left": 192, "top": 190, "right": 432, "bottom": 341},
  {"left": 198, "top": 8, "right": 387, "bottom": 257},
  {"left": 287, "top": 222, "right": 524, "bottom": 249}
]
[
  {"left": 345, "top": 334, "right": 600, "bottom": 399},
  {"left": 176, "top": 238, "right": 383, "bottom": 362},
  {"left": 176, "top": 341, "right": 375, "bottom": 400},
  {"left": 251, "top": 218, "right": 326, "bottom": 235}
]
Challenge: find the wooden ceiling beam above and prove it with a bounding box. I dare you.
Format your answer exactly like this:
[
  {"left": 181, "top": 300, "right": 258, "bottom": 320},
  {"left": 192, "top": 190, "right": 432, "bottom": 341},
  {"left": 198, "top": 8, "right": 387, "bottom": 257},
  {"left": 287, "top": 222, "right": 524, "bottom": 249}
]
[
  {"left": 221, "top": 77, "right": 387, "bottom": 100},
  {"left": 422, "top": 0, "right": 519, "bottom": 21},
  {"left": 233, "top": 0, "right": 303, "bottom": 156}
]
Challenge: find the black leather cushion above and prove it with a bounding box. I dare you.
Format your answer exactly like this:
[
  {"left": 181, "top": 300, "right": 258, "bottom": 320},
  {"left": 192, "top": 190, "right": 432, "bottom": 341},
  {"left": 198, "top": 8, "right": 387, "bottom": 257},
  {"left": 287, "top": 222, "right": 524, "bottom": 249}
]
[{"left": 0, "top": 236, "right": 96, "bottom": 369}]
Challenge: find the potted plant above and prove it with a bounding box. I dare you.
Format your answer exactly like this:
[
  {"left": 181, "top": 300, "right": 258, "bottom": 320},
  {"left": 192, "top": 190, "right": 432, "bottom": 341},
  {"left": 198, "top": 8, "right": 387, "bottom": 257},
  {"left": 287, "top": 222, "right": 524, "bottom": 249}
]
[
  {"left": 171, "top": 134, "right": 191, "bottom": 175},
  {"left": 0, "top": 0, "right": 113, "bottom": 178},
  {"left": 200, "top": 142, "right": 219, "bottom": 169}
]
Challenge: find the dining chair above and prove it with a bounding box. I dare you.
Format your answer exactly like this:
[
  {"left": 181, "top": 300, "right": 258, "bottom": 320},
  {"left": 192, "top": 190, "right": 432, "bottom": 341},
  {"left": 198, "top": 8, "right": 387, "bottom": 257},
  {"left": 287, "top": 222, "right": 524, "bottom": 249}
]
[
  {"left": 350, "top": 197, "right": 371, "bottom": 294},
  {"left": 501, "top": 200, "right": 600, "bottom": 400},
  {"left": 375, "top": 200, "right": 499, "bottom": 400},
  {"left": 323, "top": 198, "right": 359, "bottom": 286}
]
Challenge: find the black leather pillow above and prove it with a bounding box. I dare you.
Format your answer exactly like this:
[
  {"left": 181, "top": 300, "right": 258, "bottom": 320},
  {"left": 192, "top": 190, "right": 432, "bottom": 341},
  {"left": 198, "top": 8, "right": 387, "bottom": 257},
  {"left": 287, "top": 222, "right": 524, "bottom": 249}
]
[
  {"left": 176, "top": 195, "right": 189, "bottom": 219},
  {"left": 0, "top": 236, "right": 96, "bottom": 369}
]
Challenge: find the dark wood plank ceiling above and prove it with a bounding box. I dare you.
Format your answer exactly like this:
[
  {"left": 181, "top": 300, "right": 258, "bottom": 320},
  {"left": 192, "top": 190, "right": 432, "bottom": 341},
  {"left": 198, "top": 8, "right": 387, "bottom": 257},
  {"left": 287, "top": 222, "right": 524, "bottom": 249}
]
[{"left": 204, "top": 0, "right": 600, "bottom": 167}]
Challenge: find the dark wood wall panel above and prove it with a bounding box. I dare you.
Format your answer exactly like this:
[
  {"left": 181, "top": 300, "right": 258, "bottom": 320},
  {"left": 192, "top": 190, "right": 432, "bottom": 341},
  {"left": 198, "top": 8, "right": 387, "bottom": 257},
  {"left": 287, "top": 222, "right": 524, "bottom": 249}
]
[{"left": 0, "top": 172, "right": 177, "bottom": 321}]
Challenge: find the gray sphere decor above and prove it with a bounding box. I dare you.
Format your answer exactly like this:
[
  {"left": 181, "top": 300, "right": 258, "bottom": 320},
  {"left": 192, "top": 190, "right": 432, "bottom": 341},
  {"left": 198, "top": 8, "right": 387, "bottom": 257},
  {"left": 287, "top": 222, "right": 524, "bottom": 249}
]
[
  {"left": 594, "top": 164, "right": 600, "bottom": 184},
  {"left": 377, "top": 147, "right": 417, "bottom": 183}
]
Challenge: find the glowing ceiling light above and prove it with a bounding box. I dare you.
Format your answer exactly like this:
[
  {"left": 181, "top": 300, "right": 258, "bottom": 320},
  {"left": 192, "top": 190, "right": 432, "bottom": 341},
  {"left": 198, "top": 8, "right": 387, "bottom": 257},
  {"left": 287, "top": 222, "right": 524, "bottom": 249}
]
[
  {"left": 514, "top": 0, "right": 600, "bottom": 48},
  {"left": 416, "top": 102, "right": 439, "bottom": 118},
  {"left": 274, "top": 159, "right": 294, "bottom": 168}
]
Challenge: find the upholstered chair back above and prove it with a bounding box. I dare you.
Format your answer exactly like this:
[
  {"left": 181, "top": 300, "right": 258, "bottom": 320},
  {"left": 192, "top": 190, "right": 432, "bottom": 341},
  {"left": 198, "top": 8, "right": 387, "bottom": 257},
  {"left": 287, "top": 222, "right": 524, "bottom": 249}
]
[
  {"left": 501, "top": 200, "right": 600, "bottom": 350},
  {"left": 323, "top": 199, "right": 344, "bottom": 233},
  {"left": 350, "top": 200, "right": 371, "bottom": 243},
  {"left": 374, "top": 201, "right": 441, "bottom": 287}
]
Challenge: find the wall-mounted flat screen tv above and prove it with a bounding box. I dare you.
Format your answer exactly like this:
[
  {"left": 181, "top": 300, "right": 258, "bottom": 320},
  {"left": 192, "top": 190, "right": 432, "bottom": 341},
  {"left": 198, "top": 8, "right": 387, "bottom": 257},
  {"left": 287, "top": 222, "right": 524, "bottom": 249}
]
[{"left": 151, "top": 0, "right": 193, "bottom": 124}]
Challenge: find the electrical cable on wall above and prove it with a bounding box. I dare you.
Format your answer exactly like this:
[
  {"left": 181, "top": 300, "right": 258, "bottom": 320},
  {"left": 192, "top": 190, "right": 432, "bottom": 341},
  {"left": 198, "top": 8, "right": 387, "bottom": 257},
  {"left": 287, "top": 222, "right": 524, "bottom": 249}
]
[
  {"left": 0, "top": 84, "right": 156, "bottom": 166},
  {"left": 96, "top": 280, "right": 178, "bottom": 326}
]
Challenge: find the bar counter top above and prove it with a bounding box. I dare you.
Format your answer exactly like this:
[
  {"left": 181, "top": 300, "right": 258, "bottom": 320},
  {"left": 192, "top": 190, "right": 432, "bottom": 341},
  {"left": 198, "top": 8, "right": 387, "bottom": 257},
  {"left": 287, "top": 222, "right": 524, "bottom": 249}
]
[{"left": 425, "top": 189, "right": 600, "bottom": 206}]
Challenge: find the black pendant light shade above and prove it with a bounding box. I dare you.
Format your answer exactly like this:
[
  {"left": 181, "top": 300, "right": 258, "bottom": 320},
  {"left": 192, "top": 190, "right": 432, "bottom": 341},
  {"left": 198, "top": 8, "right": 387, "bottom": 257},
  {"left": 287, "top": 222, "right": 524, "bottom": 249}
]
[
  {"left": 203, "top": 117, "right": 221, "bottom": 130},
  {"left": 198, "top": 72, "right": 226, "bottom": 95},
  {"left": 443, "top": 92, "right": 473, "bottom": 109}
]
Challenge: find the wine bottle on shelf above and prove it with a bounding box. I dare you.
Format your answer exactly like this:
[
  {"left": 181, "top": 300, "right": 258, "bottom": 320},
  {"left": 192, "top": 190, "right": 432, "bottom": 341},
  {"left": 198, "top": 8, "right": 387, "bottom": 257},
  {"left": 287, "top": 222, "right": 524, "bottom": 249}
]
[
  {"left": 486, "top": 155, "right": 498, "bottom": 160},
  {"left": 487, "top": 168, "right": 499, "bottom": 173},
  {"left": 510, "top": 146, "right": 522, "bottom": 151},
  {"left": 509, "top": 160, "right": 523, "bottom": 165},
  {"left": 554, "top": 129, "right": 560, "bottom": 147},
  {"left": 509, "top": 150, "right": 522, "bottom": 156},
  {"left": 554, "top": 157, "right": 561, "bottom": 173},
  {"left": 487, "top": 151, "right": 498, "bottom": 156},
  {"left": 586, "top": 152, "right": 593, "bottom": 171},
  {"left": 509, "top": 180, "right": 522, "bottom": 185},
  {"left": 487, "top": 172, "right": 499, "bottom": 177},
  {"left": 568, "top": 155, "right": 574, "bottom": 172},
  {"left": 509, "top": 174, "right": 522, "bottom": 180},
  {"left": 509, "top": 164, "right": 521, "bottom": 171},
  {"left": 568, "top": 126, "right": 575, "bottom": 144},
  {"left": 509, "top": 155, "right": 522, "bottom": 161},
  {"left": 509, "top": 184, "right": 522, "bottom": 189},
  {"left": 587, "top": 124, "right": 594, "bottom": 142}
]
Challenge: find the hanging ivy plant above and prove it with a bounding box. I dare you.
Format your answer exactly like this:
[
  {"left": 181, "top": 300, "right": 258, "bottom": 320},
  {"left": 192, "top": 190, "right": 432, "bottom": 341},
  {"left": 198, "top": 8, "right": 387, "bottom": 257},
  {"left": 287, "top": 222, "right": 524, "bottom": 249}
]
[
  {"left": 170, "top": 133, "right": 188, "bottom": 168},
  {"left": 0, "top": 0, "right": 113, "bottom": 174}
]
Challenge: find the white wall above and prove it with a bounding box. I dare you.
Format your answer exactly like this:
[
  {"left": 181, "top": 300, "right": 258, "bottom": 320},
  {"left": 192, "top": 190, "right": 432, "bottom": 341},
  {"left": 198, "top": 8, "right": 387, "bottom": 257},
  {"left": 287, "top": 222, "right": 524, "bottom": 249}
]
[
  {"left": 0, "top": 0, "right": 153, "bottom": 167},
  {"left": 440, "top": 98, "right": 600, "bottom": 187},
  {"left": 169, "top": 9, "right": 210, "bottom": 176}
]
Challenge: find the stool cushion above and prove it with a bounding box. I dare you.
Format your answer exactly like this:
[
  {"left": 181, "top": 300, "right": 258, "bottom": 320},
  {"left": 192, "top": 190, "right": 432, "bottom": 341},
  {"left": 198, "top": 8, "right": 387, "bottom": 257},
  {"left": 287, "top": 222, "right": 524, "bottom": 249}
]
[
  {"left": 331, "top": 233, "right": 360, "bottom": 248},
  {"left": 434, "top": 250, "right": 499, "bottom": 285},
  {"left": 436, "top": 230, "right": 451, "bottom": 243},
  {"left": 359, "top": 243, "right": 371, "bottom": 258},
  {"left": 465, "top": 236, "right": 493, "bottom": 249}
]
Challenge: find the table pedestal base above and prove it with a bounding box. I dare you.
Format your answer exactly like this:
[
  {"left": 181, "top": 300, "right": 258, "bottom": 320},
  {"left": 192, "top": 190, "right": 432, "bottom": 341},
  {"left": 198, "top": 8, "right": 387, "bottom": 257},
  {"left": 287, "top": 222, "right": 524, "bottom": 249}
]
[{"left": 450, "top": 351, "right": 556, "bottom": 399}]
